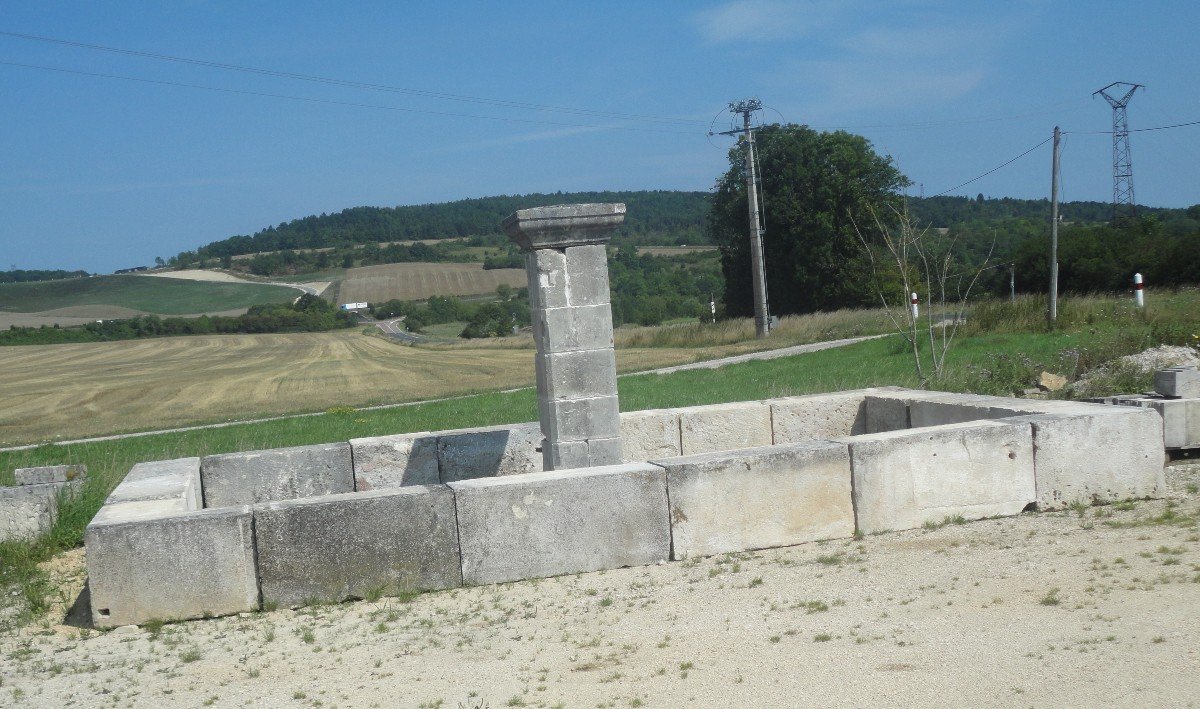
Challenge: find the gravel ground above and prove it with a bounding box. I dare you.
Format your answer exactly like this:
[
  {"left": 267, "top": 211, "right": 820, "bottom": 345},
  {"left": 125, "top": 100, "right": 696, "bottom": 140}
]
[{"left": 2, "top": 462, "right": 1198, "bottom": 709}]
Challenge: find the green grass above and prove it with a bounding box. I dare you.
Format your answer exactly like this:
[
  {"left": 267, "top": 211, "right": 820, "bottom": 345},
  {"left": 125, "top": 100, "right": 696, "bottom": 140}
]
[
  {"left": 420, "top": 321, "right": 469, "bottom": 339},
  {"left": 0, "top": 275, "right": 296, "bottom": 314}
]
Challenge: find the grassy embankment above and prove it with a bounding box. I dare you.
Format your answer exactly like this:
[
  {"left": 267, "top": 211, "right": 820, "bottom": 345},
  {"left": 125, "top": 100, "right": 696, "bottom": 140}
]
[
  {"left": 1, "top": 290, "right": 1197, "bottom": 625},
  {"left": 0, "top": 274, "right": 295, "bottom": 315}
]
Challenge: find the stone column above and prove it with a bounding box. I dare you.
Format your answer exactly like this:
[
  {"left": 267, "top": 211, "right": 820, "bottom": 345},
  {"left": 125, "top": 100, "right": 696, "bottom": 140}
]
[{"left": 502, "top": 203, "right": 625, "bottom": 471}]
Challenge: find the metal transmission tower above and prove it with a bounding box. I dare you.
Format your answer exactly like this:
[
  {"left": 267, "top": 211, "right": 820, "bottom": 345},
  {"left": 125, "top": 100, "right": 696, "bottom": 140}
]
[
  {"left": 716, "top": 99, "right": 771, "bottom": 337},
  {"left": 1093, "top": 82, "right": 1143, "bottom": 226}
]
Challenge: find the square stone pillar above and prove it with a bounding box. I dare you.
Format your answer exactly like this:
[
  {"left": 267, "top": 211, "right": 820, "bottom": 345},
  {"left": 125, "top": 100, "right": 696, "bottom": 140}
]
[{"left": 502, "top": 203, "right": 625, "bottom": 471}]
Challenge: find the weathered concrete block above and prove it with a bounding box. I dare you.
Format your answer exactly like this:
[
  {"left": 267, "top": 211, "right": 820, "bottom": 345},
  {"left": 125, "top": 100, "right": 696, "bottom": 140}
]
[
  {"left": 201, "top": 442, "right": 353, "bottom": 508},
  {"left": 535, "top": 304, "right": 614, "bottom": 352},
  {"left": 14, "top": 464, "right": 86, "bottom": 486},
  {"left": 543, "top": 437, "right": 623, "bottom": 470},
  {"left": 564, "top": 243, "right": 611, "bottom": 306},
  {"left": 538, "top": 349, "right": 618, "bottom": 401},
  {"left": 254, "top": 486, "right": 462, "bottom": 607},
  {"left": 436, "top": 423, "right": 542, "bottom": 482},
  {"left": 106, "top": 458, "right": 200, "bottom": 510},
  {"left": 1155, "top": 366, "right": 1200, "bottom": 398},
  {"left": 656, "top": 441, "right": 854, "bottom": 559},
  {"left": 450, "top": 463, "right": 671, "bottom": 585},
  {"left": 864, "top": 396, "right": 909, "bottom": 433},
  {"left": 678, "top": 401, "right": 772, "bottom": 455},
  {"left": 349, "top": 433, "right": 439, "bottom": 490},
  {"left": 0, "top": 484, "right": 58, "bottom": 542},
  {"left": 620, "top": 409, "right": 681, "bottom": 462},
  {"left": 526, "top": 248, "right": 568, "bottom": 309},
  {"left": 86, "top": 505, "right": 259, "bottom": 627},
  {"left": 1004, "top": 409, "right": 1164, "bottom": 509},
  {"left": 542, "top": 396, "right": 621, "bottom": 442},
  {"left": 770, "top": 392, "right": 868, "bottom": 443},
  {"left": 839, "top": 420, "right": 1036, "bottom": 534},
  {"left": 1135, "top": 398, "right": 1200, "bottom": 449}
]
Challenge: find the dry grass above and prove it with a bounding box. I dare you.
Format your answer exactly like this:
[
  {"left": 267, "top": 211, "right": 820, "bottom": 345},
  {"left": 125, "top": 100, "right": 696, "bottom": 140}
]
[
  {"left": 0, "top": 330, "right": 714, "bottom": 445},
  {"left": 337, "top": 262, "right": 526, "bottom": 303}
]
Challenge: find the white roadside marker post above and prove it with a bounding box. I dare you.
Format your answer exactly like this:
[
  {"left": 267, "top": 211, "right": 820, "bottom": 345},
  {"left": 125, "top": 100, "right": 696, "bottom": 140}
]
[
  {"left": 1134, "top": 273, "right": 1144, "bottom": 308},
  {"left": 910, "top": 292, "right": 919, "bottom": 321}
]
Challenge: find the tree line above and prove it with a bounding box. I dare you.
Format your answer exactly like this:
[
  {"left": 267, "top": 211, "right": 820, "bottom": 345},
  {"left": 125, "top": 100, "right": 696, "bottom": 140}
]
[
  {"left": 0, "top": 294, "right": 355, "bottom": 346},
  {"left": 1, "top": 268, "right": 90, "bottom": 284}
]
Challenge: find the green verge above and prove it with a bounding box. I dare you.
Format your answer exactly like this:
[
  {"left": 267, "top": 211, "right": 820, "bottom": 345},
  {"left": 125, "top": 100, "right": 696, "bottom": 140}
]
[
  {"left": 2, "top": 290, "right": 1198, "bottom": 625},
  {"left": 0, "top": 275, "right": 295, "bottom": 315}
]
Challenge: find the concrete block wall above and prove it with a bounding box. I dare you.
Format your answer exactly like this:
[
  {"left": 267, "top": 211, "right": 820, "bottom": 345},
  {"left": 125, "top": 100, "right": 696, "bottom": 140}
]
[
  {"left": 83, "top": 387, "right": 1168, "bottom": 627},
  {"left": 1, "top": 465, "right": 87, "bottom": 543}
]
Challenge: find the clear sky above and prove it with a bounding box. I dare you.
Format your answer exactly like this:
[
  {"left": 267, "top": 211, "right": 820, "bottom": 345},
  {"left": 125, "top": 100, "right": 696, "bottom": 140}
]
[{"left": 3, "top": 1, "right": 1198, "bottom": 273}]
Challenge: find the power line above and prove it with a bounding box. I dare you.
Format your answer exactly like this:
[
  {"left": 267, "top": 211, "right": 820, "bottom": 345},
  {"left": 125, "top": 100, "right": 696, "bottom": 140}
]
[
  {"left": 1067, "top": 118, "right": 1200, "bottom": 134},
  {"left": 0, "top": 30, "right": 709, "bottom": 128},
  {"left": 0, "top": 60, "right": 700, "bottom": 135},
  {"left": 928, "top": 136, "right": 1053, "bottom": 198}
]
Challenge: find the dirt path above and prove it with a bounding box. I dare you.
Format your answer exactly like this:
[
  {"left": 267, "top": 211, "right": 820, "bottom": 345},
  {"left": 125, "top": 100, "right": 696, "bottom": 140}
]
[{"left": 4, "top": 464, "right": 1197, "bottom": 708}]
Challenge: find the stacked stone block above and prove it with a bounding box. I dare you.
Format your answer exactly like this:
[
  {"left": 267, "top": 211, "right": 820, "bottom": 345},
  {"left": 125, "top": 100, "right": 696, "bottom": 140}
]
[{"left": 503, "top": 203, "right": 626, "bottom": 471}]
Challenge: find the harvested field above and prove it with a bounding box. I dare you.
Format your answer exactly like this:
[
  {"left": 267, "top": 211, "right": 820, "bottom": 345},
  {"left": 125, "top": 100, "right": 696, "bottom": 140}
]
[
  {"left": 3, "top": 464, "right": 1197, "bottom": 707},
  {"left": 338, "top": 262, "right": 526, "bottom": 302},
  {"left": 0, "top": 330, "right": 706, "bottom": 445},
  {"left": 0, "top": 306, "right": 255, "bottom": 330},
  {"left": 0, "top": 275, "right": 294, "bottom": 316}
]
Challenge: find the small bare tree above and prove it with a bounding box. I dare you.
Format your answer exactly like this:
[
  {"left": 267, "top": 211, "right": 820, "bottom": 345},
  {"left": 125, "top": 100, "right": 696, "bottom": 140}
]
[{"left": 854, "top": 204, "right": 994, "bottom": 386}]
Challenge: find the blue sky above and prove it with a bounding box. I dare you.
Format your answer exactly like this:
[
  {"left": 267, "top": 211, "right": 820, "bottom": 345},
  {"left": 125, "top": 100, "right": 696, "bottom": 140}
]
[{"left": 3, "top": 1, "right": 1198, "bottom": 273}]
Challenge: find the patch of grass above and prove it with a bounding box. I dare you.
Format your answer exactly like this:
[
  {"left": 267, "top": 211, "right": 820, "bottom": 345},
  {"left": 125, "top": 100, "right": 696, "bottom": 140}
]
[
  {"left": 814, "top": 633, "right": 833, "bottom": 642},
  {"left": 1039, "top": 588, "right": 1062, "bottom": 606},
  {"left": 179, "top": 647, "right": 202, "bottom": 663}
]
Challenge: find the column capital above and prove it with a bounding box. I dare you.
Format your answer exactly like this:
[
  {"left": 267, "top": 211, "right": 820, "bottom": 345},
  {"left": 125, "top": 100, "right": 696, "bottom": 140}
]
[{"left": 502, "top": 203, "right": 626, "bottom": 251}]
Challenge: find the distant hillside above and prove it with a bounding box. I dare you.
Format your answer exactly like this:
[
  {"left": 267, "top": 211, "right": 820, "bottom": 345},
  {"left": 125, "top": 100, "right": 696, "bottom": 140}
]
[
  {"left": 0, "top": 275, "right": 296, "bottom": 316},
  {"left": 174, "top": 190, "right": 711, "bottom": 266}
]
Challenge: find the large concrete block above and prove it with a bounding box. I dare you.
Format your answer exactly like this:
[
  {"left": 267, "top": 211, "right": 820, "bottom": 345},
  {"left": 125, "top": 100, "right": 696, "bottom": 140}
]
[
  {"left": 0, "top": 484, "right": 58, "bottom": 542},
  {"left": 839, "top": 420, "right": 1036, "bottom": 534},
  {"left": 564, "top": 243, "right": 611, "bottom": 306},
  {"left": 1155, "top": 366, "right": 1200, "bottom": 398},
  {"left": 436, "top": 423, "right": 542, "bottom": 482},
  {"left": 526, "top": 247, "right": 568, "bottom": 308},
  {"left": 542, "top": 395, "right": 621, "bottom": 442},
  {"left": 864, "top": 396, "right": 909, "bottom": 433},
  {"left": 770, "top": 392, "right": 868, "bottom": 443},
  {"left": 106, "top": 458, "right": 200, "bottom": 510},
  {"left": 1004, "top": 409, "right": 1164, "bottom": 509},
  {"left": 201, "top": 442, "right": 353, "bottom": 508},
  {"left": 14, "top": 464, "right": 86, "bottom": 486},
  {"left": 349, "top": 433, "right": 439, "bottom": 490},
  {"left": 450, "top": 463, "right": 671, "bottom": 585},
  {"left": 535, "top": 304, "right": 614, "bottom": 353},
  {"left": 86, "top": 505, "right": 259, "bottom": 627},
  {"left": 538, "top": 349, "right": 618, "bottom": 401},
  {"left": 254, "top": 486, "right": 462, "bottom": 607},
  {"left": 678, "top": 401, "right": 772, "bottom": 455},
  {"left": 656, "top": 441, "right": 854, "bottom": 559},
  {"left": 1126, "top": 397, "right": 1199, "bottom": 449},
  {"left": 620, "top": 409, "right": 681, "bottom": 462}
]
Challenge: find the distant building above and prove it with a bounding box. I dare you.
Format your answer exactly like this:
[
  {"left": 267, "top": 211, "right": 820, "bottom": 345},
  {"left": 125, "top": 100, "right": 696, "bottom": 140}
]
[{"left": 339, "top": 302, "right": 369, "bottom": 311}]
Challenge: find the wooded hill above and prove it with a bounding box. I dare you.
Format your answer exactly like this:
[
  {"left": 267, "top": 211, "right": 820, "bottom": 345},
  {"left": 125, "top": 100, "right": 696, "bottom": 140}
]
[{"left": 171, "top": 189, "right": 1197, "bottom": 269}]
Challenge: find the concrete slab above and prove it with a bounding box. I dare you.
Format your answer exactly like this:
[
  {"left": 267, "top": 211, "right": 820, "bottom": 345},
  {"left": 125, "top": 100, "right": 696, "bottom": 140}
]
[
  {"left": 349, "top": 433, "right": 439, "bottom": 490},
  {"left": 1155, "top": 366, "right": 1200, "bottom": 398},
  {"left": 254, "top": 486, "right": 462, "bottom": 607},
  {"left": 14, "top": 464, "right": 86, "bottom": 486},
  {"left": 839, "top": 420, "right": 1036, "bottom": 534},
  {"left": 201, "top": 442, "right": 353, "bottom": 508},
  {"left": 655, "top": 440, "right": 854, "bottom": 559},
  {"left": 678, "top": 401, "right": 772, "bottom": 455},
  {"left": 436, "top": 423, "right": 542, "bottom": 482},
  {"left": 0, "top": 484, "right": 58, "bottom": 542},
  {"left": 770, "top": 392, "right": 868, "bottom": 443},
  {"left": 1004, "top": 409, "right": 1164, "bottom": 509},
  {"left": 85, "top": 505, "right": 259, "bottom": 627},
  {"left": 620, "top": 409, "right": 681, "bottom": 462},
  {"left": 106, "top": 458, "right": 200, "bottom": 510},
  {"left": 450, "top": 463, "right": 671, "bottom": 585},
  {"left": 864, "top": 396, "right": 909, "bottom": 433}
]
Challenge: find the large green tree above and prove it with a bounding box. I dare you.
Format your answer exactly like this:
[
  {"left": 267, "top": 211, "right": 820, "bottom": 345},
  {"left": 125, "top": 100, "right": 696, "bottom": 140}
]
[{"left": 709, "top": 124, "right": 909, "bottom": 316}]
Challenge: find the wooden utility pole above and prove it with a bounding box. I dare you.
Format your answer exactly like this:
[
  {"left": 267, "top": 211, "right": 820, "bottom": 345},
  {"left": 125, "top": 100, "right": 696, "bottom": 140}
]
[{"left": 1049, "top": 125, "right": 1061, "bottom": 324}]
